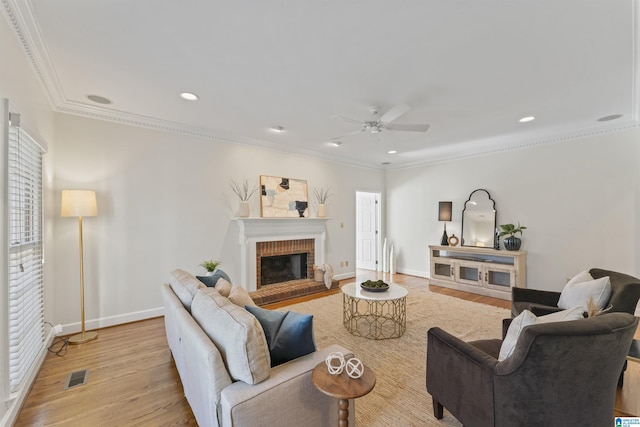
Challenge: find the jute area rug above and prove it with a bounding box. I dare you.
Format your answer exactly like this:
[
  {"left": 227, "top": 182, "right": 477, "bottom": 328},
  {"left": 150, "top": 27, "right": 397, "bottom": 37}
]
[{"left": 278, "top": 282, "right": 510, "bottom": 427}]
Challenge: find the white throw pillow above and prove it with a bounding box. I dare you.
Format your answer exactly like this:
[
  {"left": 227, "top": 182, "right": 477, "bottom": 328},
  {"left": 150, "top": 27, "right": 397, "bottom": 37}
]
[
  {"left": 566, "top": 270, "right": 593, "bottom": 285},
  {"left": 536, "top": 306, "right": 584, "bottom": 324},
  {"left": 557, "top": 276, "right": 611, "bottom": 311},
  {"left": 498, "top": 310, "right": 537, "bottom": 361}
]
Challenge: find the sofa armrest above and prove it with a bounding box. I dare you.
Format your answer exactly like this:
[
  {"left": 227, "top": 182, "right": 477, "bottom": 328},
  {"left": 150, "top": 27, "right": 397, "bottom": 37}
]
[
  {"left": 426, "top": 327, "right": 497, "bottom": 426},
  {"left": 220, "top": 344, "right": 355, "bottom": 427},
  {"left": 512, "top": 287, "right": 560, "bottom": 306}
]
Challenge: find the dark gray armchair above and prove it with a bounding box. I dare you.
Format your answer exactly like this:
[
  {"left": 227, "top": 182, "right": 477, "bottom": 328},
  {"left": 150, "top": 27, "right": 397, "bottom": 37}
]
[
  {"left": 426, "top": 313, "right": 638, "bottom": 427},
  {"left": 511, "top": 268, "right": 640, "bottom": 317}
]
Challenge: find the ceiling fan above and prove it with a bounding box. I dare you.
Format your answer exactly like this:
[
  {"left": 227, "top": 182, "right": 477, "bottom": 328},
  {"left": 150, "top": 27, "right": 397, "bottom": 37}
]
[{"left": 331, "top": 104, "right": 430, "bottom": 140}]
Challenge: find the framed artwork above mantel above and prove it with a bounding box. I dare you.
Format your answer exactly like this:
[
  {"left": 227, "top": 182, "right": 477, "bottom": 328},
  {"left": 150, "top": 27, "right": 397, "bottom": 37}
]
[{"left": 260, "top": 175, "right": 309, "bottom": 218}]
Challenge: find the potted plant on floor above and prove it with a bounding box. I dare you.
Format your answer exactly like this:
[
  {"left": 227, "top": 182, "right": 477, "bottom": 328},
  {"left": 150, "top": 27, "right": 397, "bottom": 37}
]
[{"left": 498, "top": 223, "right": 526, "bottom": 251}]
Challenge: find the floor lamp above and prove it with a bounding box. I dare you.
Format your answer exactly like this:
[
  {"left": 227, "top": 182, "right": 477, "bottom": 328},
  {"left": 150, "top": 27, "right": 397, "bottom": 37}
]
[{"left": 61, "top": 190, "right": 99, "bottom": 344}]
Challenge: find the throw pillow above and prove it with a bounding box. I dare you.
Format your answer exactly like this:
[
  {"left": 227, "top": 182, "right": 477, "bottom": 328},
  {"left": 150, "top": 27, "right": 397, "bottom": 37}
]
[
  {"left": 196, "top": 269, "right": 232, "bottom": 288},
  {"left": 245, "top": 305, "right": 316, "bottom": 367},
  {"left": 566, "top": 269, "right": 593, "bottom": 285},
  {"left": 214, "top": 278, "right": 233, "bottom": 298},
  {"left": 536, "top": 306, "right": 584, "bottom": 324},
  {"left": 228, "top": 284, "right": 257, "bottom": 307},
  {"left": 498, "top": 310, "right": 537, "bottom": 361},
  {"left": 557, "top": 276, "right": 611, "bottom": 311},
  {"left": 191, "top": 288, "right": 271, "bottom": 384},
  {"left": 169, "top": 269, "right": 206, "bottom": 311}
]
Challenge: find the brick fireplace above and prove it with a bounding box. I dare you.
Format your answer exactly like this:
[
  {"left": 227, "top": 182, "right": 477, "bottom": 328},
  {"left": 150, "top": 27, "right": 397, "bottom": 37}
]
[
  {"left": 236, "top": 218, "right": 328, "bottom": 292},
  {"left": 256, "top": 239, "right": 314, "bottom": 288}
]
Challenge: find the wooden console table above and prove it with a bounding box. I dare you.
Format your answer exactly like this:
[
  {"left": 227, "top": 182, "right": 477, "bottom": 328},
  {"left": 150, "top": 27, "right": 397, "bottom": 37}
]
[{"left": 429, "top": 245, "right": 526, "bottom": 300}]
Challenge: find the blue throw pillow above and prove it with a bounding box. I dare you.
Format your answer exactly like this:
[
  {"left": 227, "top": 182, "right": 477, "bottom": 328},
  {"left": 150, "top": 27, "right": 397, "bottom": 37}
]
[
  {"left": 245, "top": 305, "right": 316, "bottom": 367},
  {"left": 196, "top": 270, "right": 231, "bottom": 288}
]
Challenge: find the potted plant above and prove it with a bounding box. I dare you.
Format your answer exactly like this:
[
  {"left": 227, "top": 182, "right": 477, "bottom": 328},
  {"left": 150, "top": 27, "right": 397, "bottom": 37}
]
[
  {"left": 230, "top": 178, "right": 259, "bottom": 218},
  {"left": 200, "top": 259, "right": 221, "bottom": 275},
  {"left": 313, "top": 187, "right": 331, "bottom": 218},
  {"left": 498, "top": 223, "right": 527, "bottom": 251}
]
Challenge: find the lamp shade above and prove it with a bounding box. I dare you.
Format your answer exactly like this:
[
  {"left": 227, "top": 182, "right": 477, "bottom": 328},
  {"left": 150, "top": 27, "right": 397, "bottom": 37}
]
[
  {"left": 61, "top": 190, "right": 98, "bottom": 217},
  {"left": 438, "top": 201, "right": 452, "bottom": 222}
]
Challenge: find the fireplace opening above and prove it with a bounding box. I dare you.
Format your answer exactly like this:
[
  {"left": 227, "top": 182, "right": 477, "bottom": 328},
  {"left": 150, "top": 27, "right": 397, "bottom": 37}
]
[{"left": 260, "top": 253, "right": 308, "bottom": 286}]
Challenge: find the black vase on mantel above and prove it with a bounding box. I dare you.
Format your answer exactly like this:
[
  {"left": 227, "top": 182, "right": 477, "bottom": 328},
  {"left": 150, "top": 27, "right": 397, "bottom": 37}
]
[{"left": 503, "top": 236, "right": 522, "bottom": 251}]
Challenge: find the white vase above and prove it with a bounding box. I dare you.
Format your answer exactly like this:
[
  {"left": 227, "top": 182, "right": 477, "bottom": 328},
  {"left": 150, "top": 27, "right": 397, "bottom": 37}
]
[
  {"left": 239, "top": 201, "right": 250, "bottom": 218},
  {"left": 317, "top": 204, "right": 326, "bottom": 218}
]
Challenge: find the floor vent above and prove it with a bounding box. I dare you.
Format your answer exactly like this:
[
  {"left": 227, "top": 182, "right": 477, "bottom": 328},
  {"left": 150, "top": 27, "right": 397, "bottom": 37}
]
[{"left": 64, "top": 369, "right": 89, "bottom": 390}]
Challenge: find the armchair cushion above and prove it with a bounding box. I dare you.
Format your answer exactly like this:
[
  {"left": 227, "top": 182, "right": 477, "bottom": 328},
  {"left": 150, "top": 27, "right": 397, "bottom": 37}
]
[
  {"left": 557, "top": 276, "right": 611, "bottom": 311},
  {"left": 498, "top": 310, "right": 536, "bottom": 361}
]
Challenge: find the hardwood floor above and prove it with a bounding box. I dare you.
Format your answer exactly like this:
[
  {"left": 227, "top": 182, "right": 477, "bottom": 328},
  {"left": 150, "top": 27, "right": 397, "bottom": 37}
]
[{"left": 14, "top": 272, "right": 639, "bottom": 425}]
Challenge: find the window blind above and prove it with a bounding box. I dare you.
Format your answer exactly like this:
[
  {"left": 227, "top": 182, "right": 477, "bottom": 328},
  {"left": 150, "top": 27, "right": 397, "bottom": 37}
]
[{"left": 7, "top": 114, "right": 44, "bottom": 394}]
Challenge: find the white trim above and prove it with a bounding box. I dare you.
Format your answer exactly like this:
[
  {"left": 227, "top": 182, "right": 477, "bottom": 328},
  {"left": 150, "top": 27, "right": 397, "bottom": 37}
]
[
  {"left": 396, "top": 267, "right": 429, "bottom": 278},
  {"left": 58, "top": 307, "right": 165, "bottom": 336}
]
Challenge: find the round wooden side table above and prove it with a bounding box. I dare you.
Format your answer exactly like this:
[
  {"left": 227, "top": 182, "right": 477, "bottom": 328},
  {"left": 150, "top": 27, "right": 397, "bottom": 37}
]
[{"left": 311, "top": 360, "right": 376, "bottom": 427}]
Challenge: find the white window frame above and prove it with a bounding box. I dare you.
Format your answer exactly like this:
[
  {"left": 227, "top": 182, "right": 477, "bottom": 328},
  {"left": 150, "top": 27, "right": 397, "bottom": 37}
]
[{"left": 4, "top": 110, "right": 45, "bottom": 396}]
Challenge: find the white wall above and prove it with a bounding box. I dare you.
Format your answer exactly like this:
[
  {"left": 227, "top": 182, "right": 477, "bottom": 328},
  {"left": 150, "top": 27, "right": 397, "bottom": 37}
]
[
  {"left": 386, "top": 128, "right": 640, "bottom": 291},
  {"left": 52, "top": 113, "right": 384, "bottom": 329}
]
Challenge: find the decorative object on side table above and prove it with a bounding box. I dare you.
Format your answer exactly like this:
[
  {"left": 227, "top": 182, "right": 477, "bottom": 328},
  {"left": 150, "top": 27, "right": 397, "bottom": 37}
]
[
  {"left": 313, "top": 187, "right": 331, "bottom": 218},
  {"left": 499, "top": 222, "right": 527, "bottom": 251},
  {"left": 438, "top": 201, "right": 452, "bottom": 246},
  {"left": 200, "top": 259, "right": 221, "bottom": 275},
  {"left": 230, "top": 178, "right": 259, "bottom": 218},
  {"left": 447, "top": 234, "right": 459, "bottom": 246}
]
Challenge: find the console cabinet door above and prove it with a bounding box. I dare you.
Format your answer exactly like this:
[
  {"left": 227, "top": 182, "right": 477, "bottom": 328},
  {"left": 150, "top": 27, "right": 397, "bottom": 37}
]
[
  {"left": 455, "top": 260, "right": 483, "bottom": 287},
  {"left": 431, "top": 258, "right": 455, "bottom": 281},
  {"left": 482, "top": 265, "right": 516, "bottom": 291}
]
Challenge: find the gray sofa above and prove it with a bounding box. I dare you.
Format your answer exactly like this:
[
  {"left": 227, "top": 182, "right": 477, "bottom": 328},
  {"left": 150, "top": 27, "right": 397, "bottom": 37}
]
[
  {"left": 426, "top": 312, "right": 638, "bottom": 427},
  {"left": 162, "top": 269, "right": 354, "bottom": 426}
]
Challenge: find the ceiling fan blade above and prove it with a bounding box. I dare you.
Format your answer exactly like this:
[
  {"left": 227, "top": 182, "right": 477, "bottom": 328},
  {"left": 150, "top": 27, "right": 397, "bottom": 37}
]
[
  {"left": 330, "top": 128, "right": 365, "bottom": 140},
  {"left": 380, "top": 103, "right": 411, "bottom": 123},
  {"left": 385, "top": 123, "right": 430, "bottom": 132},
  {"left": 331, "top": 114, "right": 364, "bottom": 125}
]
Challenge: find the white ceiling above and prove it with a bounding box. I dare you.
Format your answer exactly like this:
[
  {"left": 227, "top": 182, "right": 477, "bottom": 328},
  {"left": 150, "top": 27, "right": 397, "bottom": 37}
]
[{"left": 3, "top": 0, "right": 639, "bottom": 168}]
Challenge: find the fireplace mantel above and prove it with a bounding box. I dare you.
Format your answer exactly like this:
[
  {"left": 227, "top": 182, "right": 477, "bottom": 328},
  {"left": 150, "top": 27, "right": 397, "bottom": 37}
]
[{"left": 236, "top": 218, "right": 329, "bottom": 291}]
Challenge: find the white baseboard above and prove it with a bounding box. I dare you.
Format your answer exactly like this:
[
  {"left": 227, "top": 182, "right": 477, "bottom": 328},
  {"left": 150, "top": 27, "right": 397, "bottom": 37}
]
[
  {"left": 333, "top": 272, "right": 356, "bottom": 281},
  {"left": 60, "top": 307, "right": 165, "bottom": 336},
  {"left": 395, "top": 267, "right": 429, "bottom": 278}
]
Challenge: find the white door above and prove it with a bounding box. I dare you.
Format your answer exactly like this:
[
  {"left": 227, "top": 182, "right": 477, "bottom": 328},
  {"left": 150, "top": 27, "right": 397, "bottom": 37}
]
[{"left": 356, "top": 191, "right": 380, "bottom": 270}]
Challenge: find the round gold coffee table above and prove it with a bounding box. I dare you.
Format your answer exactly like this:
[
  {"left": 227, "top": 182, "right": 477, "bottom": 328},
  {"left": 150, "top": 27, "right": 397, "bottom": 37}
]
[
  {"left": 311, "top": 361, "right": 376, "bottom": 427},
  {"left": 341, "top": 282, "right": 408, "bottom": 339}
]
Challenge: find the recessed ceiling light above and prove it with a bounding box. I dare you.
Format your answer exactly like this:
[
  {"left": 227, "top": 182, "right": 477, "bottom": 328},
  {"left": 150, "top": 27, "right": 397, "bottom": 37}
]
[
  {"left": 388, "top": 150, "right": 397, "bottom": 154},
  {"left": 180, "top": 92, "right": 199, "bottom": 101},
  {"left": 330, "top": 141, "right": 342, "bottom": 147},
  {"left": 86, "top": 94, "right": 112, "bottom": 105},
  {"left": 597, "top": 114, "right": 623, "bottom": 122},
  {"left": 519, "top": 116, "right": 535, "bottom": 123},
  {"left": 271, "top": 126, "right": 285, "bottom": 132}
]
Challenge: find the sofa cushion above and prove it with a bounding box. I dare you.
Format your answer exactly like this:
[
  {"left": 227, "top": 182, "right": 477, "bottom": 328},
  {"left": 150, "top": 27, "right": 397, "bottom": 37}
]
[
  {"left": 536, "top": 306, "right": 585, "bottom": 323},
  {"left": 196, "top": 269, "right": 232, "bottom": 288},
  {"left": 245, "top": 305, "right": 316, "bottom": 367},
  {"left": 168, "top": 269, "right": 205, "bottom": 312},
  {"left": 228, "top": 284, "right": 257, "bottom": 307},
  {"left": 191, "top": 288, "right": 271, "bottom": 384},
  {"left": 558, "top": 276, "right": 611, "bottom": 311}
]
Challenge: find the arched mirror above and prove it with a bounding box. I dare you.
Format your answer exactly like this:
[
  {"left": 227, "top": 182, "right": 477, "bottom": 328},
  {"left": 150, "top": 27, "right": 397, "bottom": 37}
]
[{"left": 461, "top": 189, "right": 497, "bottom": 248}]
